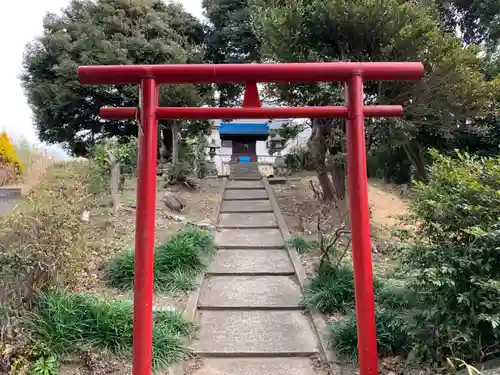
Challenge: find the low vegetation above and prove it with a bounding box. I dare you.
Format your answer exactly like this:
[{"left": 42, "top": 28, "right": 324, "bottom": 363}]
[
  {"left": 286, "top": 235, "right": 315, "bottom": 254},
  {"left": 104, "top": 227, "right": 215, "bottom": 293},
  {"left": 0, "top": 160, "right": 109, "bottom": 372},
  {"left": 22, "top": 289, "right": 196, "bottom": 373},
  {"left": 0, "top": 162, "right": 106, "bottom": 312},
  {"left": 292, "top": 150, "right": 500, "bottom": 370},
  {"left": 0, "top": 154, "right": 211, "bottom": 373}
]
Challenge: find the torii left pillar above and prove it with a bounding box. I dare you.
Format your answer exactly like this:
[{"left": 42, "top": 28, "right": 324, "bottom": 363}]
[{"left": 133, "top": 77, "right": 158, "bottom": 372}]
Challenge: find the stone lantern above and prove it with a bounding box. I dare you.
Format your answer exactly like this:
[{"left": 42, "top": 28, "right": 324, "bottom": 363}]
[
  {"left": 269, "top": 133, "right": 285, "bottom": 154},
  {"left": 270, "top": 134, "right": 286, "bottom": 175},
  {"left": 205, "top": 138, "right": 220, "bottom": 177},
  {"left": 208, "top": 138, "right": 220, "bottom": 161}
]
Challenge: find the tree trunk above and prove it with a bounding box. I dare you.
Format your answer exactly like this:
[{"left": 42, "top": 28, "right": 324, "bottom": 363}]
[
  {"left": 171, "top": 122, "right": 180, "bottom": 165},
  {"left": 402, "top": 140, "right": 426, "bottom": 182},
  {"left": 106, "top": 149, "right": 121, "bottom": 213},
  {"left": 161, "top": 123, "right": 173, "bottom": 163},
  {"left": 328, "top": 118, "right": 347, "bottom": 200},
  {"left": 331, "top": 163, "right": 346, "bottom": 200},
  {"left": 309, "top": 118, "right": 336, "bottom": 201}
]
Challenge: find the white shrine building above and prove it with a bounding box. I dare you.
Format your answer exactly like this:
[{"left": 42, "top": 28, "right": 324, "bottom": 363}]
[{"left": 205, "top": 118, "right": 310, "bottom": 177}]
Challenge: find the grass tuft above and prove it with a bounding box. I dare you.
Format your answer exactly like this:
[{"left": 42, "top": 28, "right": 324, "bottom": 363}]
[
  {"left": 104, "top": 227, "right": 215, "bottom": 293},
  {"left": 286, "top": 235, "right": 315, "bottom": 254},
  {"left": 302, "top": 265, "right": 383, "bottom": 314},
  {"left": 27, "top": 290, "right": 196, "bottom": 370},
  {"left": 375, "top": 280, "right": 419, "bottom": 310},
  {"left": 328, "top": 308, "right": 411, "bottom": 362}
]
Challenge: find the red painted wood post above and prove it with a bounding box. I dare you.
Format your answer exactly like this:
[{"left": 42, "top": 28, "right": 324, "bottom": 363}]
[
  {"left": 346, "top": 74, "right": 379, "bottom": 375},
  {"left": 132, "top": 77, "right": 158, "bottom": 375}
]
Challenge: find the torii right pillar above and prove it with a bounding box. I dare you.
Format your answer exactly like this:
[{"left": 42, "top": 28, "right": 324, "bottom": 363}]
[{"left": 346, "top": 74, "right": 379, "bottom": 374}]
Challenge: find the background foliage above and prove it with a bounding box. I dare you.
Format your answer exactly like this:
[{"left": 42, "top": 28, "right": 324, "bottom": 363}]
[{"left": 394, "top": 150, "right": 500, "bottom": 363}]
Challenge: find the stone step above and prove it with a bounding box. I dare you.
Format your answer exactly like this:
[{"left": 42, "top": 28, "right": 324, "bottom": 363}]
[
  {"left": 227, "top": 181, "right": 265, "bottom": 189},
  {"left": 223, "top": 189, "right": 269, "bottom": 200},
  {"left": 218, "top": 213, "right": 278, "bottom": 228},
  {"left": 268, "top": 176, "right": 287, "bottom": 184},
  {"left": 194, "top": 310, "right": 319, "bottom": 356},
  {"left": 193, "top": 358, "right": 319, "bottom": 375},
  {"left": 198, "top": 275, "right": 302, "bottom": 309},
  {"left": 230, "top": 176, "right": 262, "bottom": 181},
  {"left": 215, "top": 229, "right": 285, "bottom": 248},
  {"left": 220, "top": 200, "right": 273, "bottom": 213},
  {"left": 208, "top": 249, "right": 294, "bottom": 275}
]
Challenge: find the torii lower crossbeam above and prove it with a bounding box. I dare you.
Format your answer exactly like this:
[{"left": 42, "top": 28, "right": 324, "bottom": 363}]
[{"left": 77, "top": 61, "right": 424, "bottom": 375}]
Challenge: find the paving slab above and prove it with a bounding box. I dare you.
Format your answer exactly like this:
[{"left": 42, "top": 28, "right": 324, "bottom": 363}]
[
  {"left": 218, "top": 213, "right": 277, "bottom": 228},
  {"left": 194, "top": 310, "right": 319, "bottom": 355},
  {"left": 223, "top": 189, "right": 268, "bottom": 200},
  {"left": 193, "top": 358, "right": 320, "bottom": 375},
  {"left": 215, "top": 229, "right": 284, "bottom": 248},
  {"left": 208, "top": 249, "right": 294, "bottom": 274},
  {"left": 227, "top": 180, "right": 265, "bottom": 189},
  {"left": 220, "top": 200, "right": 273, "bottom": 213},
  {"left": 198, "top": 276, "right": 301, "bottom": 308}
]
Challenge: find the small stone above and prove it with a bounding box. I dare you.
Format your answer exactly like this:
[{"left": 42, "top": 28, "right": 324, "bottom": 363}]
[
  {"left": 153, "top": 306, "right": 177, "bottom": 312},
  {"left": 2, "top": 344, "right": 14, "bottom": 355},
  {"left": 164, "top": 191, "right": 185, "bottom": 212},
  {"left": 81, "top": 210, "right": 90, "bottom": 222}
]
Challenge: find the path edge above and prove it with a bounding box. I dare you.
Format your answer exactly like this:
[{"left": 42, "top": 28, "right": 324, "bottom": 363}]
[
  {"left": 170, "top": 177, "right": 227, "bottom": 375},
  {"left": 263, "top": 177, "right": 346, "bottom": 375}
]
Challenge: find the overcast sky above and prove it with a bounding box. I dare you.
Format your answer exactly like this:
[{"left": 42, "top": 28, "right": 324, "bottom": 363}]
[{"left": 0, "top": 0, "right": 203, "bottom": 150}]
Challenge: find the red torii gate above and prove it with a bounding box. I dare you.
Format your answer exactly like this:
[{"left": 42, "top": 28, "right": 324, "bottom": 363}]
[{"left": 77, "top": 62, "right": 424, "bottom": 375}]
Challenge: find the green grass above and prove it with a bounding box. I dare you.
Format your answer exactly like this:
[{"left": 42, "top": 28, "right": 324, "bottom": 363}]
[
  {"left": 104, "top": 227, "right": 215, "bottom": 293},
  {"left": 302, "top": 265, "right": 383, "bottom": 314},
  {"left": 328, "top": 308, "right": 411, "bottom": 362},
  {"left": 302, "top": 264, "right": 418, "bottom": 314},
  {"left": 27, "top": 290, "right": 197, "bottom": 371},
  {"left": 375, "top": 280, "right": 420, "bottom": 310},
  {"left": 286, "top": 235, "right": 315, "bottom": 254},
  {"left": 303, "top": 265, "right": 418, "bottom": 362}
]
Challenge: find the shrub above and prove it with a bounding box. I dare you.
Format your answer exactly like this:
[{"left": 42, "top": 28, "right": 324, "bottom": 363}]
[
  {"left": 0, "top": 162, "right": 103, "bottom": 311},
  {"left": 27, "top": 290, "right": 196, "bottom": 370},
  {"left": 286, "top": 235, "right": 315, "bottom": 254},
  {"left": 375, "top": 280, "right": 420, "bottom": 310},
  {"left": 180, "top": 135, "right": 208, "bottom": 179},
  {"left": 366, "top": 145, "right": 412, "bottom": 184},
  {"left": 105, "top": 227, "right": 215, "bottom": 293},
  {"left": 394, "top": 150, "right": 500, "bottom": 363},
  {"left": 90, "top": 137, "right": 137, "bottom": 176},
  {"left": 165, "top": 162, "right": 192, "bottom": 185},
  {"left": 285, "top": 145, "right": 314, "bottom": 171},
  {"left": 302, "top": 265, "right": 383, "bottom": 314},
  {"left": 0, "top": 131, "right": 24, "bottom": 183},
  {"left": 328, "top": 308, "right": 411, "bottom": 362},
  {"left": 89, "top": 137, "right": 137, "bottom": 193}
]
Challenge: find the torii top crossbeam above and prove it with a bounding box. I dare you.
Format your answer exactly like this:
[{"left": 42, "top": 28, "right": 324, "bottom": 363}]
[{"left": 77, "top": 62, "right": 424, "bottom": 85}]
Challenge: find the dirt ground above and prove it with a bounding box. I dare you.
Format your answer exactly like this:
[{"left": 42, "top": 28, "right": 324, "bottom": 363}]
[
  {"left": 60, "top": 176, "right": 223, "bottom": 375},
  {"left": 273, "top": 173, "right": 408, "bottom": 235},
  {"left": 272, "top": 173, "right": 409, "bottom": 278}
]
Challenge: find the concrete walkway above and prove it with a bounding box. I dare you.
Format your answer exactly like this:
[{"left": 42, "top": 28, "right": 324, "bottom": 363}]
[
  {"left": 0, "top": 188, "right": 21, "bottom": 215},
  {"left": 192, "top": 176, "right": 324, "bottom": 375}
]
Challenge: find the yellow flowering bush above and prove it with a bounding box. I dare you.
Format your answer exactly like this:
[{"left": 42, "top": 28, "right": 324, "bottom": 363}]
[{"left": 0, "top": 131, "right": 24, "bottom": 175}]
